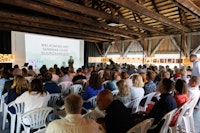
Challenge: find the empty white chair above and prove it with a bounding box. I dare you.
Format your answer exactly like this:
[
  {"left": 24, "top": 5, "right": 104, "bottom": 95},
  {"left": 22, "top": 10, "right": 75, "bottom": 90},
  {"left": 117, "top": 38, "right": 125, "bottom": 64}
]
[
  {"left": 111, "top": 90, "right": 119, "bottom": 96},
  {"left": 139, "top": 92, "right": 156, "bottom": 111},
  {"left": 18, "top": 107, "right": 53, "bottom": 133},
  {"left": 58, "top": 81, "right": 72, "bottom": 96},
  {"left": 127, "top": 118, "right": 154, "bottom": 133},
  {"left": 69, "top": 84, "right": 83, "bottom": 95}
]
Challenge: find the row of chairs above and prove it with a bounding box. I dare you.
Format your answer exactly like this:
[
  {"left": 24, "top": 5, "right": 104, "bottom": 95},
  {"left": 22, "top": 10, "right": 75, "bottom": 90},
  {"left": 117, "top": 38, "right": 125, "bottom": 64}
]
[{"left": 1, "top": 95, "right": 53, "bottom": 133}]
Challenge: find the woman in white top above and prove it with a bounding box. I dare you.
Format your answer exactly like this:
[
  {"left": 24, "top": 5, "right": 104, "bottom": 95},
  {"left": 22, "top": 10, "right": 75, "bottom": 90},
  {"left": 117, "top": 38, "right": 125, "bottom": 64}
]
[
  {"left": 15, "top": 78, "right": 50, "bottom": 113},
  {"left": 130, "top": 74, "right": 145, "bottom": 108}
]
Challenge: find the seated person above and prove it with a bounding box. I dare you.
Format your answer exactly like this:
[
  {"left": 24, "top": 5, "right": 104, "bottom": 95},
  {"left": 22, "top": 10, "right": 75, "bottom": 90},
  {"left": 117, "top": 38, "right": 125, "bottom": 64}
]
[
  {"left": 43, "top": 72, "right": 60, "bottom": 94},
  {"left": 46, "top": 94, "right": 104, "bottom": 133},
  {"left": 97, "top": 89, "right": 135, "bottom": 133},
  {"left": 139, "top": 78, "right": 177, "bottom": 133}
]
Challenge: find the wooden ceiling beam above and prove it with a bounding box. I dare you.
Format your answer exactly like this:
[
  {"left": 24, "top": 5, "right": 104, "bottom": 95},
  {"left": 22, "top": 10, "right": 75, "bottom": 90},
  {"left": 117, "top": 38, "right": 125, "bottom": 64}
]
[
  {"left": 105, "top": 0, "right": 190, "bottom": 32},
  {"left": 0, "top": 22, "right": 109, "bottom": 42},
  {"left": 36, "top": 0, "right": 163, "bottom": 35},
  {"left": 0, "top": 17, "right": 115, "bottom": 41},
  {"left": 175, "top": 0, "right": 200, "bottom": 17},
  {"left": 0, "top": 11, "right": 131, "bottom": 40},
  {"left": 0, "top": 0, "right": 137, "bottom": 39}
]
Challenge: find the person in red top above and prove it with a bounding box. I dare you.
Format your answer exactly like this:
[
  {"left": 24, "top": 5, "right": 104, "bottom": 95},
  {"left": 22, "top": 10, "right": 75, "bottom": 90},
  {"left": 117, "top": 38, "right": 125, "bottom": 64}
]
[
  {"left": 174, "top": 79, "right": 188, "bottom": 107},
  {"left": 170, "top": 79, "right": 188, "bottom": 126}
]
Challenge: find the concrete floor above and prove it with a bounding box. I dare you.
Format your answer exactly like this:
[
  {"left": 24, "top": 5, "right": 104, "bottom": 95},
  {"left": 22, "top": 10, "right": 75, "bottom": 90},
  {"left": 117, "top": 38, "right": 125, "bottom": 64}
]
[{"left": 0, "top": 107, "right": 200, "bottom": 133}]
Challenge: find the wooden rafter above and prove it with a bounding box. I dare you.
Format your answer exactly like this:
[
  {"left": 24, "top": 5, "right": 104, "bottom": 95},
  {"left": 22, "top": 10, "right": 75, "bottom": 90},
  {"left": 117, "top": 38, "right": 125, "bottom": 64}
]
[
  {"left": 170, "top": 37, "right": 184, "bottom": 56},
  {"left": 150, "top": 39, "right": 165, "bottom": 56},
  {"left": 105, "top": 0, "right": 190, "bottom": 32},
  {"left": 123, "top": 41, "right": 134, "bottom": 57}
]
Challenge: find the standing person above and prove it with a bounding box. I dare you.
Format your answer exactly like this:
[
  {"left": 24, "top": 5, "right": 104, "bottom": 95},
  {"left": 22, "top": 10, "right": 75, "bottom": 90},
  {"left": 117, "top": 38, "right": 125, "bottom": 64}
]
[
  {"left": 190, "top": 54, "right": 200, "bottom": 77},
  {"left": 68, "top": 56, "right": 74, "bottom": 68},
  {"left": 46, "top": 94, "right": 104, "bottom": 133}
]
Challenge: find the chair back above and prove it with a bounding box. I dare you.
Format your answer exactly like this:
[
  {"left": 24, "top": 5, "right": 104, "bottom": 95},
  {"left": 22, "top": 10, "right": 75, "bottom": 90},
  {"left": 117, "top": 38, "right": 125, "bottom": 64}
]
[
  {"left": 48, "top": 93, "right": 61, "bottom": 107},
  {"left": 139, "top": 92, "right": 156, "bottom": 111},
  {"left": 84, "top": 96, "right": 97, "bottom": 109},
  {"left": 159, "top": 108, "right": 177, "bottom": 133},
  {"left": 20, "top": 107, "right": 53, "bottom": 132},
  {"left": 0, "top": 90, "right": 7, "bottom": 112},
  {"left": 69, "top": 84, "right": 83, "bottom": 95},
  {"left": 125, "top": 97, "right": 142, "bottom": 113},
  {"left": 127, "top": 118, "right": 154, "bottom": 133},
  {"left": 111, "top": 90, "right": 119, "bottom": 96},
  {"left": 58, "top": 81, "right": 72, "bottom": 96},
  {"left": 8, "top": 101, "right": 25, "bottom": 114}
]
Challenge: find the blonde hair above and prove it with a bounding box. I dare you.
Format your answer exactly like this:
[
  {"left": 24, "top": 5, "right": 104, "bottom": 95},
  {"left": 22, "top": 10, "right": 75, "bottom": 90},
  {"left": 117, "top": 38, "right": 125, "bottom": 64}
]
[
  {"left": 132, "top": 74, "right": 144, "bottom": 88},
  {"left": 117, "top": 80, "right": 130, "bottom": 96},
  {"left": 11, "top": 75, "right": 28, "bottom": 93}
]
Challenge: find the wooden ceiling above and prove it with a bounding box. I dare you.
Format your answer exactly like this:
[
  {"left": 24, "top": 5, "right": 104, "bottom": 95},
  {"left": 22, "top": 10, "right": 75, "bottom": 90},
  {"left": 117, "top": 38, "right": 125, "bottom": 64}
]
[{"left": 0, "top": 0, "right": 200, "bottom": 43}]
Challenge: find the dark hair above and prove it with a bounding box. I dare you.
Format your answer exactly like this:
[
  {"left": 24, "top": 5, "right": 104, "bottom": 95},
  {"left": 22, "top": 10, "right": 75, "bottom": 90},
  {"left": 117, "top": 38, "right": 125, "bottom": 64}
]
[
  {"left": 146, "top": 70, "right": 156, "bottom": 81},
  {"left": 44, "top": 72, "right": 52, "bottom": 82},
  {"left": 28, "top": 65, "right": 33, "bottom": 70},
  {"left": 89, "top": 73, "right": 102, "bottom": 90},
  {"left": 175, "top": 79, "right": 188, "bottom": 94},
  {"left": 29, "top": 78, "right": 46, "bottom": 95},
  {"left": 162, "top": 78, "right": 174, "bottom": 92}
]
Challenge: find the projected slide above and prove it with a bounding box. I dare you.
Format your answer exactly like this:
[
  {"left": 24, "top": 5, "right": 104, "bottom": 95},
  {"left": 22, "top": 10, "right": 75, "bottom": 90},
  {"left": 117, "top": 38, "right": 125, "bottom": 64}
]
[{"left": 24, "top": 33, "right": 84, "bottom": 69}]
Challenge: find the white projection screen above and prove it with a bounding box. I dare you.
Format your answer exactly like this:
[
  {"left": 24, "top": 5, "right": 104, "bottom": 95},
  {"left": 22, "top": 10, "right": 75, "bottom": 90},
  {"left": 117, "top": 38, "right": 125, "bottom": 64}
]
[{"left": 12, "top": 31, "right": 84, "bottom": 70}]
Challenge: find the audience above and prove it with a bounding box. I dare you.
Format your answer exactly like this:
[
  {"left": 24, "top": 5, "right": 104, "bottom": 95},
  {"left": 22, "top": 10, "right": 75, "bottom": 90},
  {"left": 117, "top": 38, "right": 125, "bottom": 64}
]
[
  {"left": 46, "top": 94, "right": 105, "bottom": 133},
  {"left": 115, "top": 79, "right": 131, "bottom": 104},
  {"left": 43, "top": 72, "right": 60, "bottom": 94},
  {"left": 5, "top": 75, "right": 28, "bottom": 113},
  {"left": 97, "top": 89, "right": 135, "bottom": 133},
  {"left": 15, "top": 78, "right": 50, "bottom": 113},
  {"left": 144, "top": 70, "right": 157, "bottom": 95},
  {"left": 82, "top": 72, "right": 104, "bottom": 109}
]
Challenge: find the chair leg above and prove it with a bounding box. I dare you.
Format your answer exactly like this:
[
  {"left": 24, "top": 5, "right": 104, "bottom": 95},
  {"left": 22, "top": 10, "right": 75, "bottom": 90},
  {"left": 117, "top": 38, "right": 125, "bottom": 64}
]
[
  {"left": 2, "top": 107, "right": 7, "bottom": 130},
  {"left": 16, "top": 115, "right": 22, "bottom": 133},
  {"left": 10, "top": 114, "right": 16, "bottom": 133}
]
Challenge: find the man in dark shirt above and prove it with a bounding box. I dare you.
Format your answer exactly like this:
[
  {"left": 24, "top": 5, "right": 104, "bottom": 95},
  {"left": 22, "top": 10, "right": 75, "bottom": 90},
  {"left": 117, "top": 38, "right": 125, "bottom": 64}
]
[{"left": 97, "top": 89, "right": 135, "bottom": 133}]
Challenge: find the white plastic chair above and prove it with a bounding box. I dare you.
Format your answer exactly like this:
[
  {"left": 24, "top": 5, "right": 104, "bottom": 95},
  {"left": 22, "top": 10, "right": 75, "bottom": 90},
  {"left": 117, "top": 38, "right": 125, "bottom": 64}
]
[
  {"left": 169, "top": 100, "right": 189, "bottom": 133},
  {"left": 2, "top": 101, "right": 25, "bottom": 133},
  {"left": 58, "top": 81, "right": 72, "bottom": 96},
  {"left": 0, "top": 86, "right": 4, "bottom": 112},
  {"left": 111, "top": 90, "right": 119, "bottom": 96},
  {"left": 83, "top": 107, "right": 105, "bottom": 121},
  {"left": 84, "top": 96, "right": 97, "bottom": 109},
  {"left": 18, "top": 107, "right": 53, "bottom": 133},
  {"left": 48, "top": 93, "right": 61, "bottom": 107},
  {"left": 182, "top": 98, "right": 198, "bottom": 133},
  {"left": 127, "top": 118, "right": 154, "bottom": 133},
  {"left": 68, "top": 84, "right": 83, "bottom": 95},
  {"left": 149, "top": 108, "right": 177, "bottom": 133},
  {"left": 125, "top": 97, "right": 142, "bottom": 113},
  {"left": 138, "top": 92, "right": 156, "bottom": 111},
  {"left": 1, "top": 92, "right": 8, "bottom": 130}
]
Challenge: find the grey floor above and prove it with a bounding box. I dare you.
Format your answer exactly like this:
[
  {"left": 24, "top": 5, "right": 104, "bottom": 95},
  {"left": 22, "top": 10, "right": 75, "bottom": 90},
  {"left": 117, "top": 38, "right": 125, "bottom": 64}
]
[{"left": 0, "top": 107, "right": 200, "bottom": 133}]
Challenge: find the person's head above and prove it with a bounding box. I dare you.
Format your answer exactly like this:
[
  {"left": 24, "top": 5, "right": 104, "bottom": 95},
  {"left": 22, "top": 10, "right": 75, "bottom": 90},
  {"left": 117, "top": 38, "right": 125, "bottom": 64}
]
[
  {"left": 28, "top": 65, "right": 33, "bottom": 70},
  {"left": 29, "top": 78, "right": 45, "bottom": 95},
  {"left": 22, "top": 68, "right": 28, "bottom": 76},
  {"left": 121, "top": 71, "right": 129, "bottom": 79},
  {"left": 146, "top": 70, "right": 156, "bottom": 82},
  {"left": 64, "top": 94, "right": 83, "bottom": 114},
  {"left": 14, "top": 64, "right": 19, "bottom": 69},
  {"left": 111, "top": 71, "right": 121, "bottom": 81},
  {"left": 89, "top": 73, "right": 102, "bottom": 90},
  {"left": 161, "top": 71, "right": 170, "bottom": 79},
  {"left": 189, "top": 76, "right": 200, "bottom": 87},
  {"left": 158, "top": 78, "right": 174, "bottom": 93},
  {"left": 1, "top": 70, "right": 10, "bottom": 79},
  {"left": 175, "top": 79, "right": 188, "bottom": 94},
  {"left": 190, "top": 54, "right": 197, "bottom": 62},
  {"left": 44, "top": 72, "right": 52, "bottom": 82},
  {"left": 116, "top": 79, "right": 130, "bottom": 96},
  {"left": 13, "top": 68, "right": 22, "bottom": 76},
  {"left": 12, "top": 75, "right": 28, "bottom": 93},
  {"left": 97, "top": 89, "right": 113, "bottom": 110},
  {"left": 132, "top": 74, "right": 144, "bottom": 88}
]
